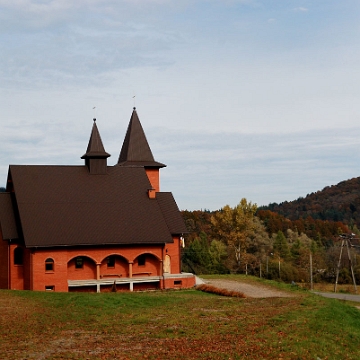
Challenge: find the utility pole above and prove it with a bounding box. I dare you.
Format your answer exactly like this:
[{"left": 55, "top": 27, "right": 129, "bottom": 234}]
[
  {"left": 334, "top": 234, "right": 357, "bottom": 293},
  {"left": 310, "top": 251, "right": 313, "bottom": 291},
  {"left": 266, "top": 256, "right": 269, "bottom": 276},
  {"left": 278, "top": 256, "right": 281, "bottom": 279}
]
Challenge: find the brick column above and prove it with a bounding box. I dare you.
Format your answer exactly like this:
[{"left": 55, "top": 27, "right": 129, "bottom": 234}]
[
  {"left": 128, "top": 261, "right": 133, "bottom": 278},
  {"left": 96, "top": 263, "right": 101, "bottom": 280},
  {"left": 162, "top": 245, "right": 165, "bottom": 290}
]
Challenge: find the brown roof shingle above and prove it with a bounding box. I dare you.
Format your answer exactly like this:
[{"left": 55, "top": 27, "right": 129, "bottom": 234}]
[
  {"left": 10, "top": 165, "right": 178, "bottom": 247},
  {"left": 81, "top": 119, "right": 110, "bottom": 159},
  {"left": 118, "top": 108, "right": 166, "bottom": 168},
  {"left": 0, "top": 192, "right": 19, "bottom": 240},
  {"left": 156, "top": 192, "right": 188, "bottom": 234}
]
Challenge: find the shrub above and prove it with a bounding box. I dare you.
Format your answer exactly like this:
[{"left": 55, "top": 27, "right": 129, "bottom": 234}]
[{"left": 196, "top": 284, "right": 245, "bottom": 298}]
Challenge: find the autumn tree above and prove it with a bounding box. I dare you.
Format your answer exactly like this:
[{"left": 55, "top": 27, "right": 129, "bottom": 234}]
[{"left": 211, "top": 198, "right": 270, "bottom": 272}]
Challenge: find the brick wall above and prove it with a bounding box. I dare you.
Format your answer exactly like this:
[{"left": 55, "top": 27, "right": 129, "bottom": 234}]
[
  {"left": 145, "top": 168, "right": 160, "bottom": 192},
  {"left": 4, "top": 233, "right": 194, "bottom": 292},
  {"left": 0, "top": 235, "right": 8, "bottom": 289},
  {"left": 8, "top": 243, "right": 26, "bottom": 290},
  {"left": 26, "top": 241, "right": 188, "bottom": 292},
  {"left": 165, "top": 237, "right": 181, "bottom": 274},
  {"left": 163, "top": 276, "right": 195, "bottom": 289}
]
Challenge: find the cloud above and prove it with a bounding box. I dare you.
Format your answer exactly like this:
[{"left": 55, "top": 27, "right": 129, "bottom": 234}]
[
  {"left": 293, "top": 7, "right": 308, "bottom": 12},
  {"left": 0, "top": 0, "right": 189, "bottom": 89},
  {"left": 150, "top": 127, "right": 360, "bottom": 210},
  {"left": 1, "top": 93, "right": 360, "bottom": 211},
  {"left": 1, "top": 0, "right": 360, "bottom": 211}
]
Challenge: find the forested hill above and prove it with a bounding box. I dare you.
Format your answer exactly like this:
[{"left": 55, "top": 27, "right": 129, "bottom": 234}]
[{"left": 259, "top": 177, "right": 360, "bottom": 228}]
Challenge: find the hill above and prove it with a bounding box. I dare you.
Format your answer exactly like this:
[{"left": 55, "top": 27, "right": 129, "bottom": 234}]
[{"left": 260, "top": 177, "right": 360, "bottom": 229}]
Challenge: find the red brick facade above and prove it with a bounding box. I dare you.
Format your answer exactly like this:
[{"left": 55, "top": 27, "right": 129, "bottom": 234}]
[
  {"left": 1, "top": 233, "right": 194, "bottom": 292},
  {"left": 0, "top": 234, "right": 9, "bottom": 289}
]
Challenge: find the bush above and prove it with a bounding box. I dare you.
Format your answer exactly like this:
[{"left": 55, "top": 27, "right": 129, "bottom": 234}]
[
  {"left": 266, "top": 260, "right": 301, "bottom": 282},
  {"left": 196, "top": 284, "right": 245, "bottom": 298},
  {"left": 338, "top": 268, "right": 353, "bottom": 284}
]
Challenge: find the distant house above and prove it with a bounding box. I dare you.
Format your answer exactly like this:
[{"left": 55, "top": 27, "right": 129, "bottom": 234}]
[{"left": 0, "top": 108, "right": 194, "bottom": 292}]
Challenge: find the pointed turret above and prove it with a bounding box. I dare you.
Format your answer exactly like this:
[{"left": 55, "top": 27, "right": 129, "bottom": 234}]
[
  {"left": 82, "top": 119, "right": 110, "bottom": 174},
  {"left": 118, "top": 108, "right": 166, "bottom": 168},
  {"left": 118, "top": 108, "right": 165, "bottom": 192}
]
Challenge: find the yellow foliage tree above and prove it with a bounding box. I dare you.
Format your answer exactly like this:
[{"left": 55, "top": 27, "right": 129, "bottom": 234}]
[{"left": 211, "top": 198, "right": 269, "bottom": 271}]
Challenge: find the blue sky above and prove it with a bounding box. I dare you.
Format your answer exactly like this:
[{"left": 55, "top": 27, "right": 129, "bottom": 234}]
[{"left": 1, "top": 0, "right": 360, "bottom": 210}]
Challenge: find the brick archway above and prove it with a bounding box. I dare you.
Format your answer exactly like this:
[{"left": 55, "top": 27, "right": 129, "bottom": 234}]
[
  {"left": 133, "top": 253, "right": 161, "bottom": 277},
  {"left": 99, "top": 254, "right": 128, "bottom": 278},
  {"left": 67, "top": 255, "right": 97, "bottom": 280}
]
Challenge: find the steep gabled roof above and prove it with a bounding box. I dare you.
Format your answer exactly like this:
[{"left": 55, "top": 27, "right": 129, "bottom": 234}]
[
  {"left": 117, "top": 108, "right": 166, "bottom": 168},
  {"left": 9, "top": 165, "right": 177, "bottom": 247},
  {"left": 81, "top": 119, "right": 110, "bottom": 159},
  {"left": 0, "top": 192, "right": 18, "bottom": 240},
  {"left": 157, "top": 192, "right": 188, "bottom": 234}
]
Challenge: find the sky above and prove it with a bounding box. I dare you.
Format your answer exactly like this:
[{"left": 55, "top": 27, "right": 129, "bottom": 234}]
[{"left": 1, "top": 0, "right": 360, "bottom": 211}]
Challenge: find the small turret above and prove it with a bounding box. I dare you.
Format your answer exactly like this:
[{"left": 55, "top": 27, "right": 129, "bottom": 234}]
[{"left": 81, "top": 119, "right": 110, "bottom": 175}]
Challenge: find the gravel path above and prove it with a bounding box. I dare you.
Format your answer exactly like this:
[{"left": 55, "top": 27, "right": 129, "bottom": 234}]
[
  {"left": 313, "top": 291, "right": 360, "bottom": 303},
  {"left": 204, "top": 279, "right": 294, "bottom": 298}
]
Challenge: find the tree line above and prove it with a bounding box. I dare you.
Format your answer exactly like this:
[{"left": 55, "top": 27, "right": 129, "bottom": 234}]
[
  {"left": 181, "top": 199, "right": 360, "bottom": 285},
  {"left": 260, "top": 177, "right": 360, "bottom": 228}
]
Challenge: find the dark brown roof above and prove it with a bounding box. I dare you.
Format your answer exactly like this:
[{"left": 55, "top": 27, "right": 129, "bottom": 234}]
[
  {"left": 9, "top": 164, "right": 181, "bottom": 247},
  {"left": 81, "top": 119, "right": 110, "bottom": 159},
  {"left": 157, "top": 193, "right": 188, "bottom": 234},
  {"left": 0, "top": 192, "right": 19, "bottom": 240},
  {"left": 117, "top": 108, "right": 166, "bottom": 168}
]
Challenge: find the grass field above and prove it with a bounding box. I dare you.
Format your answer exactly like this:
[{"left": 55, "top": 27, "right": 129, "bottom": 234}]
[{"left": 1, "top": 276, "right": 360, "bottom": 359}]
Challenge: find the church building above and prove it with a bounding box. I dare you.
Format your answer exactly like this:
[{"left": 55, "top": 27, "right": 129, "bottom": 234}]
[{"left": 0, "top": 108, "right": 195, "bottom": 292}]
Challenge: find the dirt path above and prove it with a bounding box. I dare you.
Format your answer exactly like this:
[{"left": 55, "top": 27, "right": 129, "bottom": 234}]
[
  {"left": 204, "top": 279, "right": 294, "bottom": 298},
  {"left": 313, "top": 291, "right": 360, "bottom": 303}
]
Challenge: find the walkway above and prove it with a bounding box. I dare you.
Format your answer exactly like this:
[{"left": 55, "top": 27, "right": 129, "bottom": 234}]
[{"left": 313, "top": 291, "right": 360, "bottom": 303}]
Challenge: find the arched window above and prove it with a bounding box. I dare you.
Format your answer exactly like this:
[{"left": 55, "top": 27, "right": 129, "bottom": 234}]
[
  {"left": 75, "top": 256, "right": 83, "bottom": 269},
  {"left": 138, "top": 254, "right": 146, "bottom": 266},
  {"left": 45, "top": 258, "right": 54, "bottom": 272},
  {"left": 14, "top": 247, "right": 23, "bottom": 265},
  {"left": 107, "top": 256, "right": 115, "bottom": 268}
]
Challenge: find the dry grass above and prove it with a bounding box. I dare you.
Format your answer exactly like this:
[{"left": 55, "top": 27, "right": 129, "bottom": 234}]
[
  {"left": 1, "top": 277, "right": 360, "bottom": 359},
  {"left": 309, "top": 282, "right": 358, "bottom": 293},
  {"left": 195, "top": 284, "right": 246, "bottom": 298}
]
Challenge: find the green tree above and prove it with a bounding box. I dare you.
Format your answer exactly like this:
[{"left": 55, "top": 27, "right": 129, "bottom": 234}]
[
  {"left": 182, "top": 232, "right": 212, "bottom": 274},
  {"left": 209, "top": 240, "right": 229, "bottom": 273},
  {"left": 273, "top": 230, "right": 291, "bottom": 261}
]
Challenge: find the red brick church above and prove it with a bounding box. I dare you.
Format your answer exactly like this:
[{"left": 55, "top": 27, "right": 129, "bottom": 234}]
[{"left": 0, "top": 108, "right": 195, "bottom": 292}]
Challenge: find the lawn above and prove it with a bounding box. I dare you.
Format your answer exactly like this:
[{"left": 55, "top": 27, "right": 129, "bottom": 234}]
[{"left": 1, "top": 276, "right": 360, "bottom": 359}]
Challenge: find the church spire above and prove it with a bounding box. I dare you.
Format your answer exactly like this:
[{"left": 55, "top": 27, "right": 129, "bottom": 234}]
[
  {"left": 82, "top": 119, "right": 110, "bottom": 174},
  {"left": 117, "top": 108, "right": 166, "bottom": 168}
]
